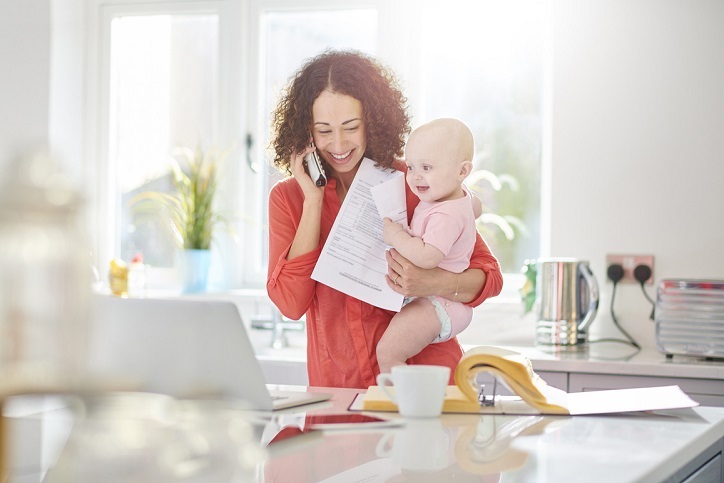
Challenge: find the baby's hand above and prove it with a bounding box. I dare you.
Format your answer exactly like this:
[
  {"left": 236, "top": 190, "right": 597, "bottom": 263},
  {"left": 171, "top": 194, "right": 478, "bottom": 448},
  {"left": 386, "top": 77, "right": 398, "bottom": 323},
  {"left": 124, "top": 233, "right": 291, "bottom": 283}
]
[{"left": 382, "top": 218, "right": 404, "bottom": 245}]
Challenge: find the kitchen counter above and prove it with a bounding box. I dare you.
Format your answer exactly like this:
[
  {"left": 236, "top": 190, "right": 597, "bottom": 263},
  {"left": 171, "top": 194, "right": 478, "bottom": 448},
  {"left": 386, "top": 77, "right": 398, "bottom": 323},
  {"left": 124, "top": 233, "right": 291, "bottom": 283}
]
[
  {"left": 14, "top": 388, "right": 724, "bottom": 482},
  {"left": 483, "top": 343, "right": 724, "bottom": 380}
]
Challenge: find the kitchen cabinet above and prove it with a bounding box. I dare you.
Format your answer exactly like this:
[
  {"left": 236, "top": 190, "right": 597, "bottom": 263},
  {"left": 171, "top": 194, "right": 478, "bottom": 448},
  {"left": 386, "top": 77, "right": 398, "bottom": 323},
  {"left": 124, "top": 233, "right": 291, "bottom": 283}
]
[
  {"left": 567, "top": 373, "right": 724, "bottom": 408},
  {"left": 674, "top": 438, "right": 723, "bottom": 483}
]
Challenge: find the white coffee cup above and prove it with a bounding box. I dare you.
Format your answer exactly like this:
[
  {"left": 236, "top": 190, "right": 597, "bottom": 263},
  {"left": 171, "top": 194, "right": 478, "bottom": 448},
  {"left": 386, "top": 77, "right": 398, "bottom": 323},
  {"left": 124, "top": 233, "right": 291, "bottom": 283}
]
[
  {"left": 375, "top": 419, "right": 450, "bottom": 471},
  {"left": 376, "top": 365, "right": 450, "bottom": 418}
]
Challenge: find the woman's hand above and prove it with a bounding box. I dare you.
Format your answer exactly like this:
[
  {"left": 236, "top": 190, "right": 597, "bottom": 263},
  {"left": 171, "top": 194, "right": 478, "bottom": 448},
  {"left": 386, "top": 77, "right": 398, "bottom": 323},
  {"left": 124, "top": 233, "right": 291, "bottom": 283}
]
[
  {"left": 386, "top": 248, "right": 486, "bottom": 304},
  {"left": 286, "top": 142, "right": 325, "bottom": 261},
  {"left": 289, "top": 143, "right": 324, "bottom": 201},
  {"left": 386, "top": 248, "right": 442, "bottom": 298}
]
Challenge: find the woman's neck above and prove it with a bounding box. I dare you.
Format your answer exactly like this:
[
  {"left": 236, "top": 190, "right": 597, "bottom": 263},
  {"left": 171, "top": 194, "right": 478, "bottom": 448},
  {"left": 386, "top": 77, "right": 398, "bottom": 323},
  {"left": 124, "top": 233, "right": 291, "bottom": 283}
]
[
  {"left": 335, "top": 174, "right": 351, "bottom": 203},
  {"left": 332, "top": 165, "right": 360, "bottom": 203}
]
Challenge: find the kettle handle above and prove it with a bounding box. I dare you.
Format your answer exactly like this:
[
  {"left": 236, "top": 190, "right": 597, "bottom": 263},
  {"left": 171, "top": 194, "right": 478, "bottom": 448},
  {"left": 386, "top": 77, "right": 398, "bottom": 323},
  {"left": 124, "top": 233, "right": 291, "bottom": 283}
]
[{"left": 578, "top": 264, "right": 599, "bottom": 333}]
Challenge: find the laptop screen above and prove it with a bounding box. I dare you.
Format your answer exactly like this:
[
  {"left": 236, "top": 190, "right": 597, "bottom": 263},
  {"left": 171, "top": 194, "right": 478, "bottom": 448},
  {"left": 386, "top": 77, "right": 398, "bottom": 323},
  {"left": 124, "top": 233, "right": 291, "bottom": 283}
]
[{"left": 89, "top": 296, "right": 275, "bottom": 409}]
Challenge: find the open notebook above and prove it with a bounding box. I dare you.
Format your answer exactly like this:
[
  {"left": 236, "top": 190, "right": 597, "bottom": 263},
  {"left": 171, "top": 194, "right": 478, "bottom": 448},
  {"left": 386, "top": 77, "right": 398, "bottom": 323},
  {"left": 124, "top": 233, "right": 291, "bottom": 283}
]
[{"left": 89, "top": 295, "right": 331, "bottom": 410}]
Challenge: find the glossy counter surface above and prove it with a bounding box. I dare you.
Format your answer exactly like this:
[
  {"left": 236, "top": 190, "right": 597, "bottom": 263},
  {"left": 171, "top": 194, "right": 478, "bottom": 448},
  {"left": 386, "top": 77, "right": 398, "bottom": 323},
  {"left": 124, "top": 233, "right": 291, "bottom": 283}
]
[
  {"left": 465, "top": 343, "right": 724, "bottom": 380},
  {"left": 263, "top": 388, "right": 722, "bottom": 483},
  {"left": 13, "top": 387, "right": 724, "bottom": 483}
]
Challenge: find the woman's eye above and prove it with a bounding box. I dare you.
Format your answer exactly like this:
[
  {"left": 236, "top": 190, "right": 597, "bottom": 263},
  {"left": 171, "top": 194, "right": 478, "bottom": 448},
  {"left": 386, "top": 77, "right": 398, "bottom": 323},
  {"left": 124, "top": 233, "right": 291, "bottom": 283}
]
[
  {"left": 406, "top": 165, "right": 413, "bottom": 171},
  {"left": 423, "top": 165, "right": 432, "bottom": 171}
]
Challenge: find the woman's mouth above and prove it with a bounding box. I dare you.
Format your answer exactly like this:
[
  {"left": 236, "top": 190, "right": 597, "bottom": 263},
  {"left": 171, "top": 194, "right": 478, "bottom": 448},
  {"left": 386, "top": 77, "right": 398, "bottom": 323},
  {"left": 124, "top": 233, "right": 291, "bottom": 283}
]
[{"left": 328, "top": 149, "right": 353, "bottom": 164}]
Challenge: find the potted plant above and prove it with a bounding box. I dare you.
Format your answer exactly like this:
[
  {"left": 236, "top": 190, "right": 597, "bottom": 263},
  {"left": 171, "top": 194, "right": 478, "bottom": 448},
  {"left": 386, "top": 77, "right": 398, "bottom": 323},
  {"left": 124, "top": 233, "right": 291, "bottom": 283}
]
[{"left": 133, "top": 145, "right": 230, "bottom": 292}]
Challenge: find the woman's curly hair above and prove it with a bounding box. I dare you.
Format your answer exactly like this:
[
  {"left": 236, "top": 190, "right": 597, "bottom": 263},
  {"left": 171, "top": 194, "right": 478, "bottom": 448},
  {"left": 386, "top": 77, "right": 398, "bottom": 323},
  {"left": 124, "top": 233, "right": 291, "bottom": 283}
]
[{"left": 270, "top": 49, "right": 411, "bottom": 175}]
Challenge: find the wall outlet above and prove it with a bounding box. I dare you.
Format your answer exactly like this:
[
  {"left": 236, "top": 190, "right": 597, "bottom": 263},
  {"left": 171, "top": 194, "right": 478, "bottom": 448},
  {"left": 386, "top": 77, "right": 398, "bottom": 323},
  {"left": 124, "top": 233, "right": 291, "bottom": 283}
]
[{"left": 605, "top": 254, "right": 654, "bottom": 285}]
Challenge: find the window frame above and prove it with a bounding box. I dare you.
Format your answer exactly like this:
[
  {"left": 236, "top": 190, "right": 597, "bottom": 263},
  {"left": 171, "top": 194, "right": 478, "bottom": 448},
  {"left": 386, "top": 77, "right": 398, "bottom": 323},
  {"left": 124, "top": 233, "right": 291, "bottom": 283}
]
[{"left": 85, "top": 0, "right": 253, "bottom": 289}]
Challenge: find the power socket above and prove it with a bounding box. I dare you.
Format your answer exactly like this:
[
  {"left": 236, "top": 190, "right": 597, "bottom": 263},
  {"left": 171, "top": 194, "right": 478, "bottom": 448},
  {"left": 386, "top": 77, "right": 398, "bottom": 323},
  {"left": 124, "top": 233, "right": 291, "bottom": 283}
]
[{"left": 605, "top": 254, "right": 654, "bottom": 285}]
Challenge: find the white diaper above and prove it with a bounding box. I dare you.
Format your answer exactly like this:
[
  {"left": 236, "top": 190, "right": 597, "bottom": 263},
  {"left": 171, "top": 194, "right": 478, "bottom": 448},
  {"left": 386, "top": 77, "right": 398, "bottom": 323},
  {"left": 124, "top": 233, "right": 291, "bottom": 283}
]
[{"left": 402, "top": 296, "right": 452, "bottom": 343}]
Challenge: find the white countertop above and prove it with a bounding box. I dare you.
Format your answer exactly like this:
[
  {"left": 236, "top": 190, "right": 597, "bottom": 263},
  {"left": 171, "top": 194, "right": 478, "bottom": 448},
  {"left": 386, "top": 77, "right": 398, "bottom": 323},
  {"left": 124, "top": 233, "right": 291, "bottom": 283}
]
[
  {"left": 254, "top": 388, "right": 724, "bottom": 482},
  {"left": 22, "top": 388, "right": 724, "bottom": 482},
  {"left": 474, "top": 343, "right": 724, "bottom": 380}
]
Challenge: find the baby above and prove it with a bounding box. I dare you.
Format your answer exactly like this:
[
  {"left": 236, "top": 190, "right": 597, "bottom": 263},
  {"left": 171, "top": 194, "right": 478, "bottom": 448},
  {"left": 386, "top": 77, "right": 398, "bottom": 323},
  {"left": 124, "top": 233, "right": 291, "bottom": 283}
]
[{"left": 377, "top": 118, "right": 480, "bottom": 374}]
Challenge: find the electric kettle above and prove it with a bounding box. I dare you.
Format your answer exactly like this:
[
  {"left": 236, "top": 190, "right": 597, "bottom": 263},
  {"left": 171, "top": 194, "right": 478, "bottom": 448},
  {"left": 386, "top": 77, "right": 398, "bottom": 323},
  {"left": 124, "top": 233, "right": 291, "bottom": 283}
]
[{"left": 535, "top": 258, "right": 599, "bottom": 347}]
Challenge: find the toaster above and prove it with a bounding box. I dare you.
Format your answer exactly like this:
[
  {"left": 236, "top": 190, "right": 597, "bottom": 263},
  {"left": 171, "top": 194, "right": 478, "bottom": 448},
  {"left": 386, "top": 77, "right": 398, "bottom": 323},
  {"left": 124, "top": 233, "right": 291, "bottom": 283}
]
[{"left": 655, "top": 279, "right": 724, "bottom": 359}]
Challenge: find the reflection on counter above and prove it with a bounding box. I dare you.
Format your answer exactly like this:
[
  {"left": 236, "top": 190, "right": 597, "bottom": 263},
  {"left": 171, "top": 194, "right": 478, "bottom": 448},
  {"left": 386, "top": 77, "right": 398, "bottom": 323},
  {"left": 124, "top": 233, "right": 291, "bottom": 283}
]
[
  {"left": 261, "top": 411, "right": 567, "bottom": 482},
  {"left": 456, "top": 415, "right": 565, "bottom": 475}
]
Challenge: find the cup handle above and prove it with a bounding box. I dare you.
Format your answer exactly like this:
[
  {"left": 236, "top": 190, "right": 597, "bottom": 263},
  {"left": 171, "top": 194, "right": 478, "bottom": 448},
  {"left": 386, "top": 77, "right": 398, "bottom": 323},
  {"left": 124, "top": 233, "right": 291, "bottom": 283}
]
[
  {"left": 375, "top": 433, "right": 394, "bottom": 457},
  {"left": 376, "top": 373, "right": 397, "bottom": 404}
]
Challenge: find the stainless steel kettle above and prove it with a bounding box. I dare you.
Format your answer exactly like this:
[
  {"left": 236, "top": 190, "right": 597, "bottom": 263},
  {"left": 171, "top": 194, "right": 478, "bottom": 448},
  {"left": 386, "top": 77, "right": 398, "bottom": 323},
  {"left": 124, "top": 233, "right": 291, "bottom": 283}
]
[{"left": 535, "top": 258, "right": 599, "bottom": 346}]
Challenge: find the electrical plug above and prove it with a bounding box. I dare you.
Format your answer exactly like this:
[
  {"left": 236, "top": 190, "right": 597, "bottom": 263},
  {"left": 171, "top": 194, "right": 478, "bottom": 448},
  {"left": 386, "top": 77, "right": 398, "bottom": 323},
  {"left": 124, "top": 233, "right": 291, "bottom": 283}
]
[
  {"left": 633, "top": 264, "right": 652, "bottom": 285},
  {"left": 607, "top": 264, "right": 624, "bottom": 284},
  {"left": 634, "top": 264, "right": 655, "bottom": 320}
]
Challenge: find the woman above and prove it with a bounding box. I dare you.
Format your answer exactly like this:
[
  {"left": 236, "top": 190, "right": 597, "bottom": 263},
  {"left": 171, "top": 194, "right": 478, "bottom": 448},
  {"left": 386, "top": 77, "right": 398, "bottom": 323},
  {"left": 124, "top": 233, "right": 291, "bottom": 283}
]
[{"left": 267, "top": 50, "right": 502, "bottom": 388}]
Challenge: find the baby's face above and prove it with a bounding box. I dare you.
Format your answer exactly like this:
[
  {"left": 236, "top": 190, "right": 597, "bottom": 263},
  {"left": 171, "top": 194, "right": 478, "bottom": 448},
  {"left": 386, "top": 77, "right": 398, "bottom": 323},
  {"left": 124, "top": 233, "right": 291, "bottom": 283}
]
[{"left": 404, "top": 130, "right": 465, "bottom": 203}]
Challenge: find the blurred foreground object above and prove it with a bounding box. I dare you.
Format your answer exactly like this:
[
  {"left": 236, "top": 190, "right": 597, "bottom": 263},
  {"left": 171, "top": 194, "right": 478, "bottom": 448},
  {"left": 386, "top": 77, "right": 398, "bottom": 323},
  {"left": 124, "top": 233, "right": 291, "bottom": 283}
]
[{"left": 0, "top": 151, "right": 91, "bottom": 396}]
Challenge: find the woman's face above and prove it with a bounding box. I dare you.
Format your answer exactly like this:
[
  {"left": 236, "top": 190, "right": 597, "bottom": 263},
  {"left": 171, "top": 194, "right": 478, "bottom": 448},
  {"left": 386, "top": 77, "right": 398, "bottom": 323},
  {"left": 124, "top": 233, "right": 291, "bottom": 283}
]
[{"left": 311, "top": 90, "right": 366, "bottom": 176}]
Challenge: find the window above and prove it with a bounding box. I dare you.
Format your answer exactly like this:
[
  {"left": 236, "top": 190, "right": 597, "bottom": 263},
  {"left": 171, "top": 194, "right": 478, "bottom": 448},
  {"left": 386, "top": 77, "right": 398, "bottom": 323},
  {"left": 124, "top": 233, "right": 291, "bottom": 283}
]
[
  {"left": 90, "top": 0, "right": 547, "bottom": 296},
  {"left": 87, "top": 1, "right": 234, "bottom": 290},
  {"left": 110, "top": 14, "right": 220, "bottom": 268}
]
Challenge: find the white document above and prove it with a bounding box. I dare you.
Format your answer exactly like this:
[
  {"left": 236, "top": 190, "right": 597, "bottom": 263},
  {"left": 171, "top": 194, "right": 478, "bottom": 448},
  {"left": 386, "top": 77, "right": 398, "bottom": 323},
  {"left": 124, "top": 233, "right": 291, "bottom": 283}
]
[
  {"left": 370, "top": 171, "right": 407, "bottom": 226},
  {"left": 349, "top": 385, "right": 699, "bottom": 415},
  {"left": 311, "top": 158, "right": 406, "bottom": 312}
]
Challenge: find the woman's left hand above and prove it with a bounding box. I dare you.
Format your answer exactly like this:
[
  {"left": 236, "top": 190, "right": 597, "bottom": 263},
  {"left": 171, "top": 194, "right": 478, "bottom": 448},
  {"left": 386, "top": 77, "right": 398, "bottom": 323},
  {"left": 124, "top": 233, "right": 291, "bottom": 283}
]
[{"left": 386, "top": 248, "right": 440, "bottom": 297}]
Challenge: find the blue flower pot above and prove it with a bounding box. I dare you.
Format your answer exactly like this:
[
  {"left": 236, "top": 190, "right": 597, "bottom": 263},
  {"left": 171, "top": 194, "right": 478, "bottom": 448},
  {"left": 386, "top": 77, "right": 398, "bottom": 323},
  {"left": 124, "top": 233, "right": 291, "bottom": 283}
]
[{"left": 179, "top": 249, "right": 211, "bottom": 293}]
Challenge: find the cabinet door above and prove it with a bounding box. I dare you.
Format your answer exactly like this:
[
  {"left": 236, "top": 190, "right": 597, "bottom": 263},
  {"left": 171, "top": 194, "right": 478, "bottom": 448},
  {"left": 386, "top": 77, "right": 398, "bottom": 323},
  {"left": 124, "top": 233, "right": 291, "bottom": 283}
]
[
  {"left": 568, "top": 373, "right": 724, "bottom": 407},
  {"left": 682, "top": 453, "right": 721, "bottom": 483}
]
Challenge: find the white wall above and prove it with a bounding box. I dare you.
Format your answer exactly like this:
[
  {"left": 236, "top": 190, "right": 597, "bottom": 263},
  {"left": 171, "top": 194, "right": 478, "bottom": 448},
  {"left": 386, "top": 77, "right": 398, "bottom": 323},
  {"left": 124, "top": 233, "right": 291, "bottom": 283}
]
[
  {"left": 0, "top": 0, "right": 51, "bottom": 171},
  {"left": 48, "top": 0, "right": 85, "bottom": 182},
  {"left": 3, "top": 0, "right": 724, "bottom": 351},
  {"left": 548, "top": 0, "right": 724, "bottom": 348}
]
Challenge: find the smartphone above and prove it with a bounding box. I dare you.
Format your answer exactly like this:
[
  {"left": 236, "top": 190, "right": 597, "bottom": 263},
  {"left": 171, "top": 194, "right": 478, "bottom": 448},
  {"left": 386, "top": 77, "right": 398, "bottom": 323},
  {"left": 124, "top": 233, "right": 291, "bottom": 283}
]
[
  {"left": 304, "top": 148, "right": 327, "bottom": 187},
  {"left": 265, "top": 413, "right": 401, "bottom": 445},
  {"left": 304, "top": 413, "right": 401, "bottom": 430}
]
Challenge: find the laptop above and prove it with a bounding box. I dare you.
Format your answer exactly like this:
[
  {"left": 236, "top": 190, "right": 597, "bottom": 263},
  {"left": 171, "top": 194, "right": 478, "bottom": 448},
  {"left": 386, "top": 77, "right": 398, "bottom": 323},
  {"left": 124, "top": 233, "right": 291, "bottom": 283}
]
[{"left": 88, "top": 295, "right": 332, "bottom": 410}]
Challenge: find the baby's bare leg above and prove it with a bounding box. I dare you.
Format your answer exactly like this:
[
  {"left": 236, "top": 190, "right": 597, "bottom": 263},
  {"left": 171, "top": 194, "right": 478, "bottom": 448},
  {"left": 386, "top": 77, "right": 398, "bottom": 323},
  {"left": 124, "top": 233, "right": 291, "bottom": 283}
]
[{"left": 377, "top": 297, "right": 441, "bottom": 374}]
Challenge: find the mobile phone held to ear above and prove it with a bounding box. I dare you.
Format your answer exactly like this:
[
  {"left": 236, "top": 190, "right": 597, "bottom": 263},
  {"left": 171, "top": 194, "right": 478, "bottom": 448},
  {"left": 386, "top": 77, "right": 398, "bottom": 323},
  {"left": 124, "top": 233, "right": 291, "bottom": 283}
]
[{"left": 304, "top": 148, "right": 327, "bottom": 187}]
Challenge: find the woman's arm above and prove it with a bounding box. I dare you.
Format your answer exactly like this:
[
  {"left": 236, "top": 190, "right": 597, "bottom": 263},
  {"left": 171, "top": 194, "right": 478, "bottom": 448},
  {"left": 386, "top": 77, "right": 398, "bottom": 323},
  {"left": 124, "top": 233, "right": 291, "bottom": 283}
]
[
  {"left": 385, "top": 232, "right": 503, "bottom": 306},
  {"left": 266, "top": 149, "right": 325, "bottom": 320}
]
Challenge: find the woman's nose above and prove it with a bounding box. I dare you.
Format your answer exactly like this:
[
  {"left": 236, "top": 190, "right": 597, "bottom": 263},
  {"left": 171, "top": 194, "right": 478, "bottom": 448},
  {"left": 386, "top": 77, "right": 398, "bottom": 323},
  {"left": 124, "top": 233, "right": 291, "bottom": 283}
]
[{"left": 330, "top": 133, "right": 345, "bottom": 151}]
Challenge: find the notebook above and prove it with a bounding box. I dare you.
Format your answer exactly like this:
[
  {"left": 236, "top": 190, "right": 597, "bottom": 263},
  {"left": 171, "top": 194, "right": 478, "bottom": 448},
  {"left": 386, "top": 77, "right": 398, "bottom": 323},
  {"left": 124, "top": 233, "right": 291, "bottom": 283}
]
[{"left": 88, "top": 295, "right": 332, "bottom": 410}]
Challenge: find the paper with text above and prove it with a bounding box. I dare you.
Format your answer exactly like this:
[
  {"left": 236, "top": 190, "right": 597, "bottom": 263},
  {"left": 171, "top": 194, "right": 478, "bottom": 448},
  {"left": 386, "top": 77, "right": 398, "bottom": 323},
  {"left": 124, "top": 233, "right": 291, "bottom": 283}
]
[{"left": 312, "top": 158, "right": 406, "bottom": 312}]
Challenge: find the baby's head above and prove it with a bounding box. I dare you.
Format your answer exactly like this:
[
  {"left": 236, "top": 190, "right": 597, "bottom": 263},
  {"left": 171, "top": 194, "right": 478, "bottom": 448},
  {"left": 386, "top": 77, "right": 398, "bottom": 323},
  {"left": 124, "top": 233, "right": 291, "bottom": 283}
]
[{"left": 404, "top": 118, "right": 474, "bottom": 202}]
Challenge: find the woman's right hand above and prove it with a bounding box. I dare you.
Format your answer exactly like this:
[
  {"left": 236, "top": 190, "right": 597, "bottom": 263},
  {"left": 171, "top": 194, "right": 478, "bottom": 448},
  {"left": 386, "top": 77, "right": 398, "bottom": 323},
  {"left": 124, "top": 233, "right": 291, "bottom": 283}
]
[
  {"left": 286, "top": 144, "right": 325, "bottom": 261},
  {"left": 290, "top": 144, "right": 324, "bottom": 201}
]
